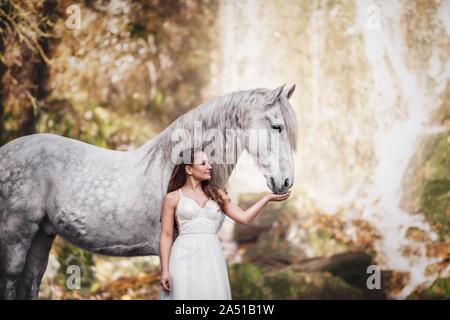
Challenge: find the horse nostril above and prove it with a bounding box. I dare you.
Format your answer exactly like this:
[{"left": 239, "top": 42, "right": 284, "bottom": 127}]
[
  {"left": 284, "top": 178, "right": 290, "bottom": 188},
  {"left": 270, "top": 177, "right": 275, "bottom": 190}
]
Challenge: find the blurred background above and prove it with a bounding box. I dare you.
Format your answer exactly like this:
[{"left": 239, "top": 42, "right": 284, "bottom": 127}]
[{"left": 0, "top": 0, "right": 448, "bottom": 299}]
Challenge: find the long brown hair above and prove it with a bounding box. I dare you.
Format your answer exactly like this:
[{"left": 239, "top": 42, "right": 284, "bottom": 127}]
[{"left": 167, "top": 147, "right": 229, "bottom": 213}]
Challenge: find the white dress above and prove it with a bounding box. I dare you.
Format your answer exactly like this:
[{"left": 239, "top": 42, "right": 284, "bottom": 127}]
[{"left": 159, "top": 189, "right": 232, "bottom": 300}]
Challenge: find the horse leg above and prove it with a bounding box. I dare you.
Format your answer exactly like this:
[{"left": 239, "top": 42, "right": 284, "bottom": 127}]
[
  {"left": 16, "top": 226, "right": 55, "bottom": 300},
  {"left": 0, "top": 218, "right": 39, "bottom": 300}
]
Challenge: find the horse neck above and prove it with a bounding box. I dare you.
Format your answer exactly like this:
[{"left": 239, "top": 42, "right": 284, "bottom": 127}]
[{"left": 133, "top": 90, "right": 257, "bottom": 188}]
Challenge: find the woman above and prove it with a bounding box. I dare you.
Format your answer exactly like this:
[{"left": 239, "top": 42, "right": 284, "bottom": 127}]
[{"left": 158, "top": 148, "right": 291, "bottom": 300}]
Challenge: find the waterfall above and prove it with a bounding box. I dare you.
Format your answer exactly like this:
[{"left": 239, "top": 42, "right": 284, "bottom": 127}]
[
  {"left": 213, "top": 0, "right": 450, "bottom": 298},
  {"left": 352, "top": 0, "right": 449, "bottom": 298}
]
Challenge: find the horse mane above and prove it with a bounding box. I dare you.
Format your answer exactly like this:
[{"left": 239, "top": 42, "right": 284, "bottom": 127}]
[{"left": 136, "top": 87, "right": 298, "bottom": 187}]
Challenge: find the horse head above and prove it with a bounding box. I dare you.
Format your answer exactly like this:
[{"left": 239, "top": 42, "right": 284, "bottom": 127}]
[{"left": 244, "top": 84, "right": 298, "bottom": 194}]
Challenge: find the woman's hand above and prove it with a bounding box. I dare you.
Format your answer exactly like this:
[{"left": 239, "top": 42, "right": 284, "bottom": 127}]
[
  {"left": 160, "top": 269, "right": 171, "bottom": 293},
  {"left": 265, "top": 190, "right": 292, "bottom": 202}
]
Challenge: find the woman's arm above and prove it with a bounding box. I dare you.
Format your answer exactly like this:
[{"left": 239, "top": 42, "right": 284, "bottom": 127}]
[
  {"left": 159, "top": 192, "right": 177, "bottom": 292},
  {"left": 219, "top": 190, "right": 291, "bottom": 225}
]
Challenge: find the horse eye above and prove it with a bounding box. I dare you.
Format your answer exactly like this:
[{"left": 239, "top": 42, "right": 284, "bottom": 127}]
[{"left": 271, "top": 125, "right": 282, "bottom": 133}]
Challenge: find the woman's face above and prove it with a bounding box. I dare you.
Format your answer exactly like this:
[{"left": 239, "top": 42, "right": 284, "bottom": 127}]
[{"left": 185, "top": 151, "right": 212, "bottom": 181}]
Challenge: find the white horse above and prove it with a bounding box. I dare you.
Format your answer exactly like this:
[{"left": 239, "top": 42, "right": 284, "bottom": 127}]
[{"left": 0, "top": 84, "right": 297, "bottom": 299}]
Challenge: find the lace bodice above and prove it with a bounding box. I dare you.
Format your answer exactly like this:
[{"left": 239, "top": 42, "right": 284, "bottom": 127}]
[{"left": 175, "top": 189, "right": 226, "bottom": 235}]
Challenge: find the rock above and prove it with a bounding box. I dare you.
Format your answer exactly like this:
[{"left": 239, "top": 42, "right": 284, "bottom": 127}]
[
  {"left": 425, "top": 261, "right": 448, "bottom": 277},
  {"left": 229, "top": 251, "right": 390, "bottom": 300},
  {"left": 405, "top": 227, "right": 430, "bottom": 242},
  {"left": 381, "top": 270, "right": 411, "bottom": 297},
  {"left": 426, "top": 242, "right": 450, "bottom": 259},
  {"left": 241, "top": 211, "right": 307, "bottom": 267},
  {"left": 309, "top": 252, "right": 372, "bottom": 288},
  {"left": 296, "top": 213, "right": 379, "bottom": 258},
  {"left": 400, "top": 122, "right": 449, "bottom": 240},
  {"left": 422, "top": 178, "right": 450, "bottom": 239},
  {"left": 233, "top": 193, "right": 285, "bottom": 243},
  {"left": 290, "top": 252, "right": 387, "bottom": 299},
  {"left": 407, "top": 277, "right": 450, "bottom": 300},
  {"left": 263, "top": 267, "right": 365, "bottom": 300},
  {"left": 228, "top": 262, "right": 368, "bottom": 300},
  {"left": 401, "top": 84, "right": 450, "bottom": 244},
  {"left": 305, "top": 229, "right": 351, "bottom": 257},
  {"left": 242, "top": 237, "right": 306, "bottom": 268}
]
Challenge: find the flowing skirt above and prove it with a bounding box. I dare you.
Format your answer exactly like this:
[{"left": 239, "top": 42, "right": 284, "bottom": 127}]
[{"left": 159, "top": 233, "right": 232, "bottom": 300}]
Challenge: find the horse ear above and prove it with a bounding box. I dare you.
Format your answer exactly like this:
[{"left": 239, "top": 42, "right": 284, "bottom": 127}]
[
  {"left": 284, "top": 84, "right": 296, "bottom": 99},
  {"left": 265, "top": 84, "right": 286, "bottom": 107}
]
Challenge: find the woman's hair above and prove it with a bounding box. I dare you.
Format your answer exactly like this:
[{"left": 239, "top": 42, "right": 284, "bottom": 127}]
[{"left": 167, "top": 147, "right": 230, "bottom": 214}]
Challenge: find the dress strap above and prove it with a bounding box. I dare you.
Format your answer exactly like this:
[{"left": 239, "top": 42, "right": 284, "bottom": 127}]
[{"left": 178, "top": 189, "right": 183, "bottom": 198}]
